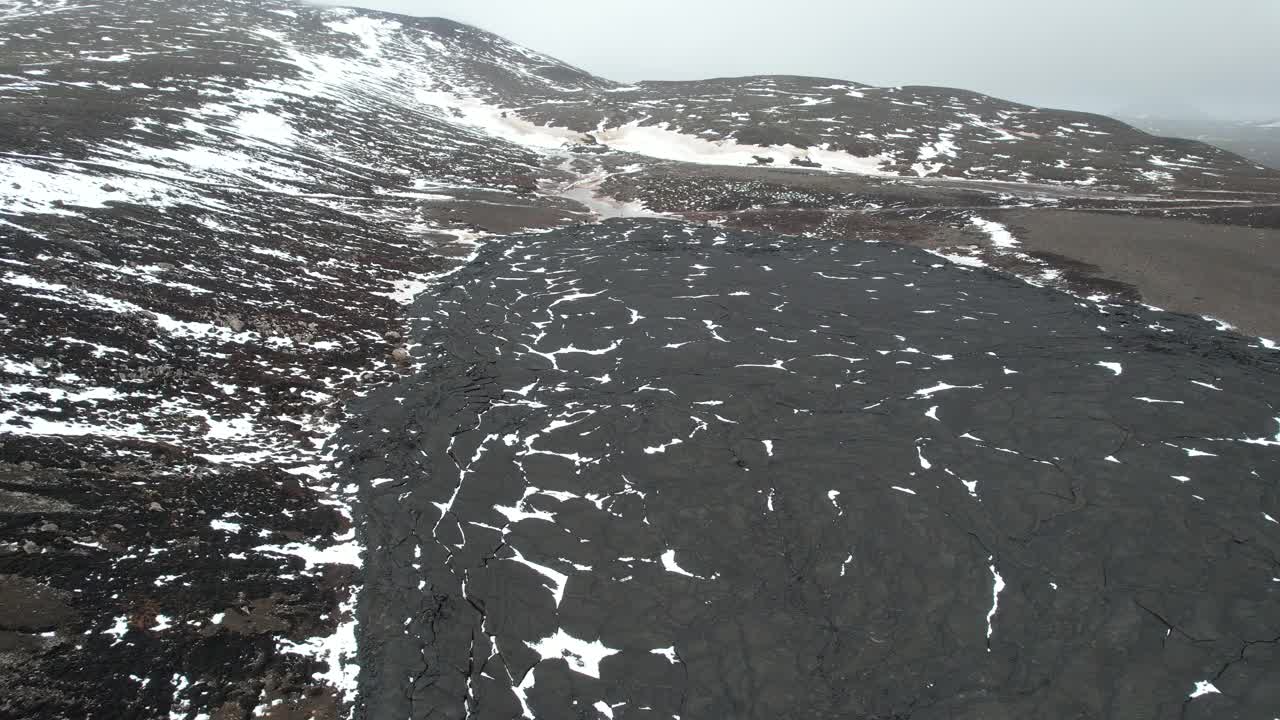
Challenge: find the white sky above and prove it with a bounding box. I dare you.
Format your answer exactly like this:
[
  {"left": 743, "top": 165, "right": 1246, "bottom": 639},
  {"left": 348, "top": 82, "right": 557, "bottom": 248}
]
[{"left": 327, "top": 0, "right": 1280, "bottom": 120}]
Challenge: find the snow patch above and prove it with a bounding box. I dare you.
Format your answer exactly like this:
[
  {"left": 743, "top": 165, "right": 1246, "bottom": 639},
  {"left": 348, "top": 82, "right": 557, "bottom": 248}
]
[
  {"left": 415, "top": 92, "right": 895, "bottom": 176},
  {"left": 985, "top": 560, "right": 1005, "bottom": 650},
  {"left": 1096, "top": 362, "right": 1123, "bottom": 376},
  {"left": 1188, "top": 680, "right": 1220, "bottom": 699},
  {"left": 527, "top": 629, "right": 619, "bottom": 679},
  {"left": 970, "top": 217, "right": 1019, "bottom": 248}
]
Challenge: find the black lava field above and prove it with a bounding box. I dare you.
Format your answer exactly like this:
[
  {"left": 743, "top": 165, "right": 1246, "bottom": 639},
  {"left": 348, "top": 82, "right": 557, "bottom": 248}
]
[
  {"left": 3, "top": 1, "right": 1280, "bottom": 718},
  {"left": 343, "top": 220, "right": 1280, "bottom": 719}
]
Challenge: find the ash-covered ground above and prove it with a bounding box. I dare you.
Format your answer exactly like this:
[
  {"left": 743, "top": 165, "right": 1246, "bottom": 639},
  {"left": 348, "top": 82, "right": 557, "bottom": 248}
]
[{"left": 1, "top": 1, "right": 1279, "bottom": 719}]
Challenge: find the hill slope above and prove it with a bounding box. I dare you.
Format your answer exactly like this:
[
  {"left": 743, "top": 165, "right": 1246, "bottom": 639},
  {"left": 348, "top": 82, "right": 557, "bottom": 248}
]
[{"left": 1, "top": 2, "right": 1279, "bottom": 719}]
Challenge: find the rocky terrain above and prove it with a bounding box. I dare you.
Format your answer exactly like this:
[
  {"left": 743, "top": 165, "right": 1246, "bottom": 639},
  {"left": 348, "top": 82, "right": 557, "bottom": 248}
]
[{"left": 1, "top": 1, "right": 1278, "bottom": 719}]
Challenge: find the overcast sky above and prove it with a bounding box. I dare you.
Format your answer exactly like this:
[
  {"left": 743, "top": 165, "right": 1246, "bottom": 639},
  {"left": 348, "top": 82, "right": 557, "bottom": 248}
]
[{"left": 331, "top": 1, "right": 1280, "bottom": 121}]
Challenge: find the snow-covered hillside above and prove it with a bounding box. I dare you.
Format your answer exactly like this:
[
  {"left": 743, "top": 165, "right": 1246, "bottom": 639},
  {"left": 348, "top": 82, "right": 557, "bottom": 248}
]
[
  {"left": 510, "top": 77, "right": 1278, "bottom": 189},
  {"left": 2, "top": 1, "right": 1279, "bottom": 719}
]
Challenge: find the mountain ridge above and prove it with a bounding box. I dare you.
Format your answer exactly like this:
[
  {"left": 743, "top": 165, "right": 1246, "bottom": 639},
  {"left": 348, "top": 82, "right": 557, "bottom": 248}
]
[
  {"left": 330, "top": 3, "right": 1279, "bottom": 174},
  {"left": 274, "top": 2, "right": 1277, "bottom": 192}
]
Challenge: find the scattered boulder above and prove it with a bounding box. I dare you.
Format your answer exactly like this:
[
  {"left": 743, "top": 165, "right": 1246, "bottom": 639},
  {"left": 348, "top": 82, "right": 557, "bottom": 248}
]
[
  {"left": 390, "top": 348, "right": 410, "bottom": 364},
  {"left": 214, "top": 595, "right": 293, "bottom": 636}
]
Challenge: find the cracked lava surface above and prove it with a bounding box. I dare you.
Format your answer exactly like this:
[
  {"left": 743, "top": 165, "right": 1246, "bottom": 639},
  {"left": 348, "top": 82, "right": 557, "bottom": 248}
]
[{"left": 339, "top": 219, "right": 1280, "bottom": 719}]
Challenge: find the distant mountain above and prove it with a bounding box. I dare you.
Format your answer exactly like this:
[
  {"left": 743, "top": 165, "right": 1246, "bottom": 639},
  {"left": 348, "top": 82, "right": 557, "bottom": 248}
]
[{"left": 1115, "top": 111, "right": 1280, "bottom": 170}]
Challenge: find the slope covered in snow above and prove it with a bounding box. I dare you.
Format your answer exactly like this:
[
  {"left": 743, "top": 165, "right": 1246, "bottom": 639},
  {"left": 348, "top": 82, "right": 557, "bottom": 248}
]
[
  {"left": 0, "top": 0, "right": 588, "bottom": 715},
  {"left": 503, "top": 76, "right": 1279, "bottom": 190},
  {"left": 1, "top": 1, "right": 1279, "bottom": 719}
]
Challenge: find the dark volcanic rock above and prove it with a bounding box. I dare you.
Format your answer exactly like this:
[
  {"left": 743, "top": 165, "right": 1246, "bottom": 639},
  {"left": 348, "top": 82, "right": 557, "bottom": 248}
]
[
  {"left": 0, "top": 442, "right": 354, "bottom": 719},
  {"left": 343, "top": 219, "right": 1280, "bottom": 719},
  {"left": 2, "top": 1, "right": 1280, "bottom": 718}
]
